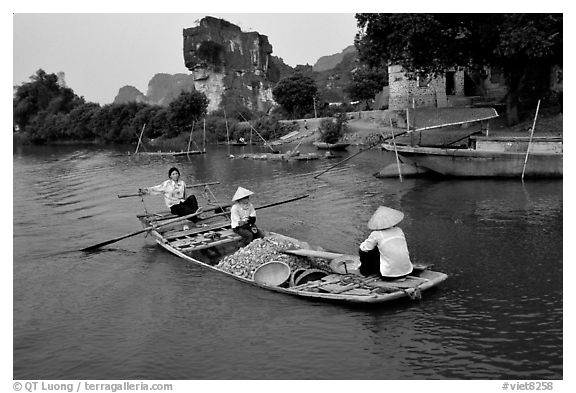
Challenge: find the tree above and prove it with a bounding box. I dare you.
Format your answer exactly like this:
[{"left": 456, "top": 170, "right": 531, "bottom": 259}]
[
  {"left": 167, "top": 90, "right": 209, "bottom": 136},
  {"left": 355, "top": 13, "right": 562, "bottom": 125},
  {"left": 13, "top": 69, "right": 84, "bottom": 131},
  {"left": 272, "top": 74, "right": 318, "bottom": 119},
  {"left": 345, "top": 66, "right": 387, "bottom": 109}
]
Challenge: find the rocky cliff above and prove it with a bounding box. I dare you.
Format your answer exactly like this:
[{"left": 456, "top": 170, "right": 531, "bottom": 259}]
[
  {"left": 114, "top": 17, "right": 357, "bottom": 110},
  {"left": 183, "top": 16, "right": 287, "bottom": 113}
]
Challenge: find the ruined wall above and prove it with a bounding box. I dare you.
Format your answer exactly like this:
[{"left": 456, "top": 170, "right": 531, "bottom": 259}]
[
  {"left": 388, "top": 65, "right": 468, "bottom": 110},
  {"left": 388, "top": 65, "right": 447, "bottom": 110},
  {"left": 183, "top": 17, "right": 278, "bottom": 113}
]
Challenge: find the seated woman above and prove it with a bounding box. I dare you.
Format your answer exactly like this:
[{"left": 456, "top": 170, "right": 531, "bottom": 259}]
[
  {"left": 230, "top": 187, "right": 263, "bottom": 246},
  {"left": 358, "top": 206, "right": 413, "bottom": 279},
  {"left": 142, "top": 167, "right": 201, "bottom": 223}
]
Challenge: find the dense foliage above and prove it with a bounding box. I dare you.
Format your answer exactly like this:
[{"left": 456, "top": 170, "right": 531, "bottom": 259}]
[
  {"left": 318, "top": 116, "right": 347, "bottom": 144},
  {"left": 272, "top": 73, "right": 318, "bottom": 119},
  {"left": 354, "top": 13, "right": 562, "bottom": 125},
  {"left": 13, "top": 70, "right": 212, "bottom": 145}
]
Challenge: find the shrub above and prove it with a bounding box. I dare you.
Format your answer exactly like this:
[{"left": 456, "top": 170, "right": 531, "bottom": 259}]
[{"left": 318, "top": 116, "right": 347, "bottom": 144}]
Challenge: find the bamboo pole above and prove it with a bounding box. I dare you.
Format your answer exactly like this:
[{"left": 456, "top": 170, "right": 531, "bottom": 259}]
[
  {"left": 224, "top": 108, "right": 230, "bottom": 155},
  {"left": 521, "top": 99, "right": 541, "bottom": 181},
  {"left": 389, "top": 117, "right": 403, "bottom": 182},
  {"left": 187, "top": 121, "right": 195, "bottom": 153},
  {"left": 135, "top": 123, "right": 146, "bottom": 154},
  {"left": 203, "top": 118, "right": 206, "bottom": 153},
  {"left": 237, "top": 112, "right": 278, "bottom": 153}
]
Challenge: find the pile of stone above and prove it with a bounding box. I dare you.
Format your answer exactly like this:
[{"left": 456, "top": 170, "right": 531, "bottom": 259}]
[{"left": 216, "top": 236, "right": 331, "bottom": 279}]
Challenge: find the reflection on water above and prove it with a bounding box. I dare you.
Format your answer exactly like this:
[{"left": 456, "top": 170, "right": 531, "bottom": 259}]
[{"left": 13, "top": 144, "right": 562, "bottom": 379}]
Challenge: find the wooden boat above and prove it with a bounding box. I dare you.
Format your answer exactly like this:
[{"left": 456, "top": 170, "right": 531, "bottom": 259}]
[
  {"left": 381, "top": 135, "right": 562, "bottom": 178},
  {"left": 136, "top": 212, "right": 448, "bottom": 304},
  {"left": 236, "top": 152, "right": 321, "bottom": 161},
  {"left": 313, "top": 141, "right": 350, "bottom": 151},
  {"left": 133, "top": 150, "right": 205, "bottom": 156}
]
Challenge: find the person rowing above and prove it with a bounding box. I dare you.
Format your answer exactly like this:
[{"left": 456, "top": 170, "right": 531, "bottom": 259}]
[{"left": 141, "top": 167, "right": 202, "bottom": 226}]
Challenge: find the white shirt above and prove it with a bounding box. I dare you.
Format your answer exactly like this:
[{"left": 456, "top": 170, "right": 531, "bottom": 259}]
[
  {"left": 230, "top": 202, "right": 256, "bottom": 228},
  {"left": 148, "top": 179, "right": 186, "bottom": 208},
  {"left": 359, "top": 227, "right": 413, "bottom": 277}
]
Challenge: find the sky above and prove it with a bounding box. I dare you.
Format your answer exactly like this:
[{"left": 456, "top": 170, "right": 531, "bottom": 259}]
[
  {"left": 11, "top": 1, "right": 570, "bottom": 105},
  {"left": 13, "top": 12, "right": 359, "bottom": 104}
]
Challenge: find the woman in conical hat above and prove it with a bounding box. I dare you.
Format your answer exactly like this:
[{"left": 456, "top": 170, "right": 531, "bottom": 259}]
[
  {"left": 358, "top": 206, "right": 413, "bottom": 278},
  {"left": 230, "top": 186, "right": 263, "bottom": 246}
]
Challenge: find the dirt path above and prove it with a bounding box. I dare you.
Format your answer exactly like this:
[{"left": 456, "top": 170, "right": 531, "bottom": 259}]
[{"left": 277, "top": 111, "right": 562, "bottom": 147}]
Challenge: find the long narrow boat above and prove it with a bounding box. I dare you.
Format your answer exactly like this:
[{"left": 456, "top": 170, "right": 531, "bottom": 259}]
[
  {"left": 132, "top": 150, "right": 205, "bottom": 156},
  {"left": 137, "top": 211, "right": 448, "bottom": 304},
  {"left": 313, "top": 141, "right": 350, "bottom": 151},
  {"left": 381, "top": 135, "right": 562, "bottom": 178}
]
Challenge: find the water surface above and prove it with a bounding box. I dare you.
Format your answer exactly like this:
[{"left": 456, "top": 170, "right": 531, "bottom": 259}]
[{"left": 13, "top": 144, "right": 562, "bottom": 379}]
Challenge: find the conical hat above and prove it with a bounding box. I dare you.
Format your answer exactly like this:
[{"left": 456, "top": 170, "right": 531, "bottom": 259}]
[
  {"left": 367, "top": 206, "right": 404, "bottom": 230},
  {"left": 232, "top": 186, "right": 254, "bottom": 201}
]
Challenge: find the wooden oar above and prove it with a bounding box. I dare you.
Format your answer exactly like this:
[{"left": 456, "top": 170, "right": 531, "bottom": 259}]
[
  {"left": 198, "top": 194, "right": 309, "bottom": 221},
  {"left": 283, "top": 249, "right": 343, "bottom": 259},
  {"left": 80, "top": 209, "right": 202, "bottom": 252},
  {"left": 117, "top": 181, "right": 220, "bottom": 198}
]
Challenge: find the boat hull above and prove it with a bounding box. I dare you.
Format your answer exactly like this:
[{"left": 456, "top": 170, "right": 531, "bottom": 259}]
[
  {"left": 382, "top": 144, "right": 562, "bottom": 178},
  {"left": 138, "top": 214, "right": 447, "bottom": 305}
]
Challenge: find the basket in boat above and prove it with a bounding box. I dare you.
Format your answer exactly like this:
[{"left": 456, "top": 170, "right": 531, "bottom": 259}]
[
  {"left": 330, "top": 255, "right": 361, "bottom": 275},
  {"left": 289, "top": 268, "right": 308, "bottom": 287},
  {"left": 252, "top": 261, "right": 291, "bottom": 286},
  {"left": 293, "top": 269, "right": 329, "bottom": 287}
]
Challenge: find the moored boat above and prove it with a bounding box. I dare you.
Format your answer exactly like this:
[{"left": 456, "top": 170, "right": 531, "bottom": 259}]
[
  {"left": 133, "top": 150, "right": 205, "bottom": 156},
  {"left": 381, "top": 135, "right": 562, "bottom": 178},
  {"left": 313, "top": 141, "right": 350, "bottom": 151},
  {"left": 136, "top": 211, "right": 448, "bottom": 304}
]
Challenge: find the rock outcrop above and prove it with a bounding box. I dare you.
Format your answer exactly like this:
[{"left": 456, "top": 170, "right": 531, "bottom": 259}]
[
  {"left": 113, "top": 16, "right": 357, "bottom": 110},
  {"left": 182, "top": 16, "right": 285, "bottom": 113},
  {"left": 113, "top": 85, "right": 147, "bottom": 104},
  {"left": 113, "top": 74, "right": 196, "bottom": 106}
]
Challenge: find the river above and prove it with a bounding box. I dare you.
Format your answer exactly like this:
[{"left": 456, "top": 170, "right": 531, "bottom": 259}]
[{"left": 12, "top": 143, "right": 562, "bottom": 380}]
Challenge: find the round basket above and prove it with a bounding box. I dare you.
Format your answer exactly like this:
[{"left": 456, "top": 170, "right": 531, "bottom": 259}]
[
  {"left": 330, "top": 255, "right": 361, "bottom": 275},
  {"left": 289, "top": 268, "right": 308, "bottom": 287},
  {"left": 252, "top": 261, "right": 291, "bottom": 286},
  {"left": 293, "top": 269, "right": 329, "bottom": 287}
]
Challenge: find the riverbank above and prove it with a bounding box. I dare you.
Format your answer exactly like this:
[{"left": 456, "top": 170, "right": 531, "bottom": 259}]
[{"left": 275, "top": 109, "right": 563, "bottom": 147}]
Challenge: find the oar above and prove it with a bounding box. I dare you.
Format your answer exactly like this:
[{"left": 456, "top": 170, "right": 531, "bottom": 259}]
[
  {"left": 117, "top": 181, "right": 220, "bottom": 198},
  {"left": 80, "top": 209, "right": 202, "bottom": 252},
  {"left": 198, "top": 194, "right": 309, "bottom": 221}
]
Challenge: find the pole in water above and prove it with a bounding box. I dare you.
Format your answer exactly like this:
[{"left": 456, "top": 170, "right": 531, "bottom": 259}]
[
  {"left": 388, "top": 117, "right": 403, "bottom": 182},
  {"left": 521, "top": 99, "right": 541, "bottom": 181}
]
